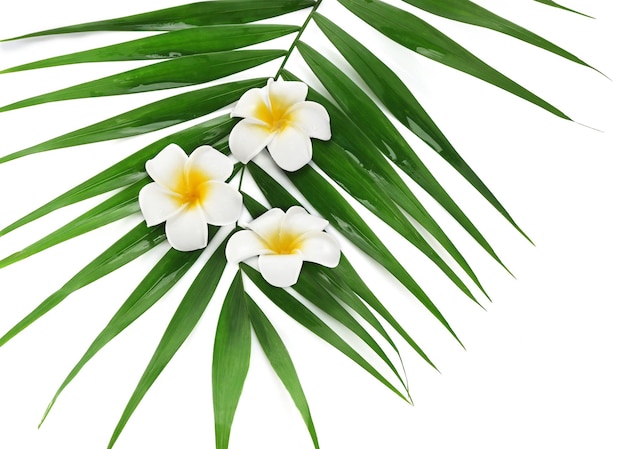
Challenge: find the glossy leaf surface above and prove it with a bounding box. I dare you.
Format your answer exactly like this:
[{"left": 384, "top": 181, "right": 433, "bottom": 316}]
[
  {"left": 108, "top": 236, "right": 230, "bottom": 449},
  {"left": 282, "top": 70, "right": 497, "bottom": 288},
  {"left": 0, "top": 50, "right": 284, "bottom": 112},
  {"left": 534, "top": 0, "right": 591, "bottom": 17},
  {"left": 244, "top": 266, "right": 409, "bottom": 402},
  {"left": 3, "top": 0, "right": 315, "bottom": 40},
  {"left": 0, "top": 115, "right": 235, "bottom": 238},
  {"left": 212, "top": 271, "right": 251, "bottom": 449},
  {"left": 0, "top": 181, "right": 146, "bottom": 269},
  {"left": 0, "top": 25, "right": 297, "bottom": 74},
  {"left": 247, "top": 298, "right": 319, "bottom": 449},
  {"left": 248, "top": 164, "right": 461, "bottom": 345},
  {"left": 292, "top": 45, "right": 511, "bottom": 271},
  {"left": 313, "top": 13, "right": 527, "bottom": 241},
  {"left": 400, "top": 0, "right": 591, "bottom": 67},
  {"left": 294, "top": 260, "right": 408, "bottom": 391},
  {"left": 337, "top": 0, "right": 570, "bottom": 119},
  {"left": 0, "top": 78, "right": 264, "bottom": 164},
  {"left": 40, "top": 244, "right": 205, "bottom": 425},
  {"left": 0, "top": 223, "right": 165, "bottom": 347}
]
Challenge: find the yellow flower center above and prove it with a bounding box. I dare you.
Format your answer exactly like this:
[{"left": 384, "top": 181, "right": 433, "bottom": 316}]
[
  {"left": 264, "top": 230, "right": 303, "bottom": 255},
  {"left": 172, "top": 167, "right": 210, "bottom": 208},
  {"left": 256, "top": 94, "right": 294, "bottom": 133}
]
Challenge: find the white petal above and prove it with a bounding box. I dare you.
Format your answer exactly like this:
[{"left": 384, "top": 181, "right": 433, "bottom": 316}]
[
  {"left": 229, "top": 119, "right": 275, "bottom": 164},
  {"left": 201, "top": 181, "right": 243, "bottom": 226},
  {"left": 283, "top": 206, "right": 329, "bottom": 235},
  {"left": 267, "top": 126, "right": 312, "bottom": 172},
  {"left": 244, "top": 208, "right": 285, "bottom": 241},
  {"left": 269, "top": 79, "right": 308, "bottom": 107},
  {"left": 289, "top": 101, "right": 331, "bottom": 140},
  {"left": 298, "top": 232, "right": 341, "bottom": 267},
  {"left": 258, "top": 254, "right": 304, "bottom": 288},
  {"left": 165, "top": 207, "right": 208, "bottom": 251},
  {"left": 138, "top": 183, "right": 184, "bottom": 226},
  {"left": 146, "top": 144, "right": 187, "bottom": 191},
  {"left": 231, "top": 86, "right": 268, "bottom": 118},
  {"left": 186, "top": 145, "right": 233, "bottom": 182},
  {"left": 226, "top": 230, "right": 272, "bottom": 263}
]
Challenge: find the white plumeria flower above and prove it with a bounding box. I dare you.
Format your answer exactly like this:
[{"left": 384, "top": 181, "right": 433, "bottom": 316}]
[
  {"left": 226, "top": 206, "right": 340, "bottom": 288},
  {"left": 139, "top": 144, "right": 242, "bottom": 252},
  {"left": 229, "top": 78, "right": 331, "bottom": 172}
]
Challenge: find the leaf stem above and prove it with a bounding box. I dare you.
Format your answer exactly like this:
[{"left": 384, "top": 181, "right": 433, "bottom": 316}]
[
  {"left": 275, "top": 0, "right": 323, "bottom": 80},
  {"left": 238, "top": 165, "right": 246, "bottom": 191}
]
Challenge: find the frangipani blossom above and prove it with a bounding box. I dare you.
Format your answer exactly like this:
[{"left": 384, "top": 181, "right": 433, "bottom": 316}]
[
  {"left": 139, "top": 144, "right": 242, "bottom": 252},
  {"left": 229, "top": 78, "right": 331, "bottom": 172},
  {"left": 226, "top": 206, "right": 340, "bottom": 288}
]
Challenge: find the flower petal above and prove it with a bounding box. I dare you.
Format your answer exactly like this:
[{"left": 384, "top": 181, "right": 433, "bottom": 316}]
[
  {"left": 267, "top": 126, "right": 312, "bottom": 172},
  {"left": 298, "top": 232, "right": 341, "bottom": 267},
  {"left": 226, "top": 230, "right": 272, "bottom": 263},
  {"left": 186, "top": 145, "right": 233, "bottom": 182},
  {"left": 231, "top": 86, "right": 268, "bottom": 118},
  {"left": 268, "top": 79, "right": 308, "bottom": 108},
  {"left": 244, "top": 208, "right": 285, "bottom": 241},
  {"left": 201, "top": 181, "right": 243, "bottom": 226},
  {"left": 165, "top": 206, "right": 208, "bottom": 251},
  {"left": 283, "top": 206, "right": 329, "bottom": 235},
  {"left": 258, "top": 254, "right": 304, "bottom": 288},
  {"left": 138, "top": 183, "right": 184, "bottom": 226},
  {"left": 289, "top": 101, "right": 331, "bottom": 140},
  {"left": 145, "top": 143, "right": 187, "bottom": 191},
  {"left": 229, "top": 119, "right": 275, "bottom": 164}
]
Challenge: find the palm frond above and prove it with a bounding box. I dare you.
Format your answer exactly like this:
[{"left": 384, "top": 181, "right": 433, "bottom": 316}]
[{"left": 0, "top": 0, "right": 598, "bottom": 448}]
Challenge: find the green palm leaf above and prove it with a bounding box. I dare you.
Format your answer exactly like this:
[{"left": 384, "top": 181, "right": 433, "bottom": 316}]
[
  {"left": 0, "top": 25, "right": 297, "bottom": 74},
  {"left": 336, "top": 0, "right": 570, "bottom": 119},
  {"left": 0, "top": 1, "right": 598, "bottom": 448},
  {"left": 0, "top": 78, "right": 263, "bottom": 164},
  {"left": 109, "top": 234, "right": 230, "bottom": 449},
  {"left": 2, "top": 0, "right": 315, "bottom": 40}
]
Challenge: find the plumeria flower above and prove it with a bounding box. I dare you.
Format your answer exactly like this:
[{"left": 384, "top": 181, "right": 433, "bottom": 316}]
[
  {"left": 139, "top": 144, "right": 242, "bottom": 251},
  {"left": 226, "top": 206, "right": 340, "bottom": 288},
  {"left": 229, "top": 78, "right": 331, "bottom": 172}
]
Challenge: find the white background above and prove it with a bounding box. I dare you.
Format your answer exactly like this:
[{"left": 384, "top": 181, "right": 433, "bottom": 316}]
[{"left": 0, "top": 1, "right": 624, "bottom": 448}]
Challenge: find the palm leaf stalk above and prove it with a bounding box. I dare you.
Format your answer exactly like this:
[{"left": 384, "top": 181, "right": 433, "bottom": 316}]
[{"left": 0, "top": 0, "right": 595, "bottom": 448}]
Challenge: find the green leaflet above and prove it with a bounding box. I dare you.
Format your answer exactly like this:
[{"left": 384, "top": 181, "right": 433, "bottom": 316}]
[
  {"left": 312, "top": 139, "right": 479, "bottom": 302},
  {"left": 242, "top": 178, "right": 434, "bottom": 369},
  {"left": 241, "top": 193, "right": 430, "bottom": 370},
  {"left": 108, "top": 235, "right": 230, "bottom": 449},
  {"left": 291, "top": 45, "right": 511, "bottom": 272},
  {"left": 0, "top": 50, "right": 285, "bottom": 112},
  {"left": 243, "top": 266, "right": 409, "bottom": 402},
  {"left": 0, "top": 180, "right": 146, "bottom": 269},
  {"left": 0, "top": 223, "right": 166, "bottom": 348},
  {"left": 283, "top": 70, "right": 494, "bottom": 291},
  {"left": 40, "top": 243, "right": 205, "bottom": 425},
  {"left": 0, "top": 78, "right": 264, "bottom": 164},
  {"left": 0, "top": 115, "right": 235, "bottom": 238},
  {"left": 241, "top": 193, "right": 269, "bottom": 219},
  {"left": 212, "top": 270, "right": 251, "bottom": 449},
  {"left": 247, "top": 297, "right": 319, "bottom": 449},
  {"left": 312, "top": 13, "right": 528, "bottom": 243},
  {"left": 2, "top": 0, "right": 315, "bottom": 40},
  {"left": 248, "top": 164, "right": 462, "bottom": 346},
  {"left": 293, "top": 254, "right": 409, "bottom": 392},
  {"left": 0, "top": 25, "right": 297, "bottom": 74},
  {"left": 336, "top": 0, "right": 570, "bottom": 120},
  {"left": 534, "top": 0, "right": 592, "bottom": 18},
  {"left": 399, "top": 0, "right": 592, "bottom": 68},
  {"left": 314, "top": 258, "right": 436, "bottom": 369}
]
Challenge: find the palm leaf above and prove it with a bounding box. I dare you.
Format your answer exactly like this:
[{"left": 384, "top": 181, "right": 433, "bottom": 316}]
[
  {"left": 0, "top": 1, "right": 597, "bottom": 448},
  {"left": 0, "top": 25, "right": 297, "bottom": 74}
]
